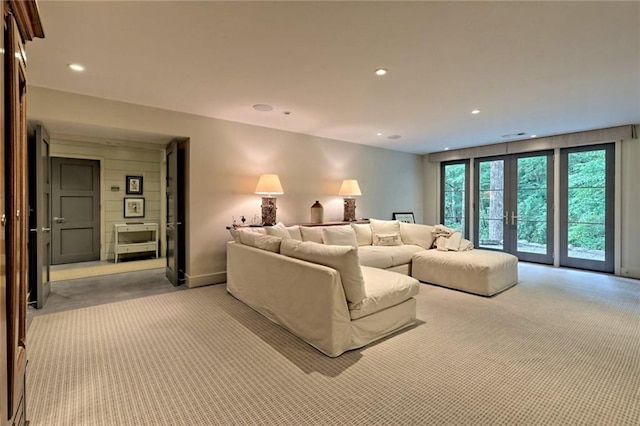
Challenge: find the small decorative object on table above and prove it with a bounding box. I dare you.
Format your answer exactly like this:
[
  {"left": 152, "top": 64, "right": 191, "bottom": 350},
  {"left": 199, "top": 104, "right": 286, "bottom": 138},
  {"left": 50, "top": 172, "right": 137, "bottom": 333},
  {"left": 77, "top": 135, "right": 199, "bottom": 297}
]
[
  {"left": 310, "top": 200, "right": 324, "bottom": 224},
  {"left": 393, "top": 212, "right": 415, "bottom": 223}
]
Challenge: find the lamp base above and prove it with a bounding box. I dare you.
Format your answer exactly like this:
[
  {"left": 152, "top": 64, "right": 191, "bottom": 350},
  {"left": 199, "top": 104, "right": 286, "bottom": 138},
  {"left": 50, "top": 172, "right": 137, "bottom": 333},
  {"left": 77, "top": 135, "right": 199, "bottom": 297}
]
[
  {"left": 261, "top": 197, "right": 278, "bottom": 225},
  {"left": 343, "top": 198, "right": 356, "bottom": 222}
]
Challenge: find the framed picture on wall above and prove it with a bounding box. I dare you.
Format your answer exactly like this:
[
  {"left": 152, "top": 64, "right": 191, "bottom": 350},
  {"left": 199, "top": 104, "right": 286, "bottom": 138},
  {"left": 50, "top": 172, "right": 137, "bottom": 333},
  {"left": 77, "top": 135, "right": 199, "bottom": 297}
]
[
  {"left": 126, "top": 175, "right": 143, "bottom": 195},
  {"left": 124, "top": 197, "right": 145, "bottom": 218},
  {"left": 393, "top": 212, "right": 415, "bottom": 223}
]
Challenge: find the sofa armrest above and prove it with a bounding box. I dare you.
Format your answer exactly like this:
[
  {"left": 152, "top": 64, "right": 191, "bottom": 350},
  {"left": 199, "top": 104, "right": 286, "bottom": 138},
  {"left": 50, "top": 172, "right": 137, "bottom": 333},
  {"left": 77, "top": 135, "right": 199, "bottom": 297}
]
[{"left": 226, "top": 242, "right": 352, "bottom": 357}]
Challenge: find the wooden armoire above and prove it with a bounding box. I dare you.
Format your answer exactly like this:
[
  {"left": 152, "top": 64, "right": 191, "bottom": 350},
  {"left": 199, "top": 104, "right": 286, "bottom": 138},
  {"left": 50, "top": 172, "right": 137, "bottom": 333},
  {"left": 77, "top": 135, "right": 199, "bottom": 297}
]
[{"left": 1, "top": 1, "right": 43, "bottom": 425}]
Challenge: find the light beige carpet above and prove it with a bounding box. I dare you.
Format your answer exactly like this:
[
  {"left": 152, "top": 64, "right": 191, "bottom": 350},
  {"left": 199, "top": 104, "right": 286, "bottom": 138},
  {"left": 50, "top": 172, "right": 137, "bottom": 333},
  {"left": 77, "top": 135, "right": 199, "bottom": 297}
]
[{"left": 27, "top": 263, "right": 640, "bottom": 425}]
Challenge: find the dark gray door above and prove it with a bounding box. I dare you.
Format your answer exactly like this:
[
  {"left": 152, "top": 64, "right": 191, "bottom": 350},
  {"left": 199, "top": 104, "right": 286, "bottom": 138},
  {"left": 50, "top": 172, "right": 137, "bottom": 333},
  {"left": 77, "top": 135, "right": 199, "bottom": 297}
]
[
  {"left": 51, "top": 157, "right": 100, "bottom": 264},
  {"left": 28, "top": 125, "right": 51, "bottom": 308},
  {"left": 165, "top": 139, "right": 186, "bottom": 286}
]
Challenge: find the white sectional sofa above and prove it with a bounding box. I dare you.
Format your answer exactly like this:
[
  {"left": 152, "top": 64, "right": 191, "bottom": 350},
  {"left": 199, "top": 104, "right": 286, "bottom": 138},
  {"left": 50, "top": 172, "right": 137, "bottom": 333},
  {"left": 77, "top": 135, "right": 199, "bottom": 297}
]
[
  {"left": 226, "top": 219, "right": 518, "bottom": 357},
  {"left": 226, "top": 237, "right": 420, "bottom": 357}
]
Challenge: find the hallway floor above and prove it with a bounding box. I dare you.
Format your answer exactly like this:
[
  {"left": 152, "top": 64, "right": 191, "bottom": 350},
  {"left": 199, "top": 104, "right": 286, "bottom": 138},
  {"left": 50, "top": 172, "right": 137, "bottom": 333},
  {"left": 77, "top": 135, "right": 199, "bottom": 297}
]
[{"left": 27, "top": 268, "right": 188, "bottom": 323}]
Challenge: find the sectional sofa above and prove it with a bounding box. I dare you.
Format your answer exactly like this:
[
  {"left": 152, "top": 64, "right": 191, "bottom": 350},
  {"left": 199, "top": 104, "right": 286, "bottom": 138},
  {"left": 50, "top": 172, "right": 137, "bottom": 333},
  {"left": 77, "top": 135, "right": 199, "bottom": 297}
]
[{"left": 226, "top": 219, "right": 518, "bottom": 357}]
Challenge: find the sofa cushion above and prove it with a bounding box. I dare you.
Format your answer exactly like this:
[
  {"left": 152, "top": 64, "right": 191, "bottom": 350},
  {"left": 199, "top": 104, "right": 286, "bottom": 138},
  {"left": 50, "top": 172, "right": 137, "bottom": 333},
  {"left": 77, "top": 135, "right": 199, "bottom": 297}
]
[
  {"left": 399, "top": 222, "right": 435, "bottom": 249},
  {"left": 373, "top": 233, "right": 403, "bottom": 246},
  {"left": 239, "top": 233, "right": 282, "bottom": 253},
  {"left": 349, "top": 266, "right": 420, "bottom": 319},
  {"left": 281, "top": 239, "right": 366, "bottom": 304},
  {"left": 265, "top": 222, "right": 291, "bottom": 239},
  {"left": 228, "top": 227, "right": 266, "bottom": 243},
  {"left": 300, "top": 226, "right": 324, "bottom": 243},
  {"left": 286, "top": 225, "right": 303, "bottom": 241},
  {"left": 351, "top": 223, "right": 373, "bottom": 246},
  {"left": 322, "top": 225, "right": 358, "bottom": 248},
  {"left": 358, "top": 244, "right": 424, "bottom": 269}
]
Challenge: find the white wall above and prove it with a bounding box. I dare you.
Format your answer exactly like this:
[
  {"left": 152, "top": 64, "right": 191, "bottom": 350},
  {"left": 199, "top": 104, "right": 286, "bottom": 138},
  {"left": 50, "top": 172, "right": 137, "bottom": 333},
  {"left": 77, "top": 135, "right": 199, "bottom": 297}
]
[
  {"left": 49, "top": 138, "right": 164, "bottom": 261},
  {"left": 423, "top": 137, "right": 640, "bottom": 279},
  {"left": 620, "top": 138, "right": 640, "bottom": 278},
  {"left": 29, "top": 87, "right": 424, "bottom": 286}
]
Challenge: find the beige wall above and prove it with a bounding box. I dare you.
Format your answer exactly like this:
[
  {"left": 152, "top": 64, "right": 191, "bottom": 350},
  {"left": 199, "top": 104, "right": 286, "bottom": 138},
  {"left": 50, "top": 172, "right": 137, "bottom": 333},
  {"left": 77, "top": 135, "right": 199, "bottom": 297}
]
[
  {"left": 424, "top": 137, "right": 640, "bottom": 279},
  {"left": 50, "top": 138, "right": 164, "bottom": 261},
  {"left": 29, "top": 87, "right": 424, "bottom": 286}
]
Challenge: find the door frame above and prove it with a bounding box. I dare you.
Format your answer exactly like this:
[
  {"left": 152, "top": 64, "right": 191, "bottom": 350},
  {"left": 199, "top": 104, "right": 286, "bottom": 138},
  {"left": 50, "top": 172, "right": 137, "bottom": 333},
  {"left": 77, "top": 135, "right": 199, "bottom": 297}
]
[{"left": 559, "top": 143, "right": 615, "bottom": 273}]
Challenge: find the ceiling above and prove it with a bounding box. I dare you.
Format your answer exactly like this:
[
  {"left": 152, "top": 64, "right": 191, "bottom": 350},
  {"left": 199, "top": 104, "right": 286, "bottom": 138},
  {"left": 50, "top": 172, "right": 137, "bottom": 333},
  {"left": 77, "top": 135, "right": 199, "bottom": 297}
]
[{"left": 26, "top": 1, "right": 640, "bottom": 154}]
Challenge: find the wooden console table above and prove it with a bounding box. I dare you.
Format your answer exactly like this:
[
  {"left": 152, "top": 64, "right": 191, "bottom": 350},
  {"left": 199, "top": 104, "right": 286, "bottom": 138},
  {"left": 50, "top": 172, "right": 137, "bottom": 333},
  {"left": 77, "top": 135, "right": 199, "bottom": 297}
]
[{"left": 114, "top": 223, "right": 159, "bottom": 263}]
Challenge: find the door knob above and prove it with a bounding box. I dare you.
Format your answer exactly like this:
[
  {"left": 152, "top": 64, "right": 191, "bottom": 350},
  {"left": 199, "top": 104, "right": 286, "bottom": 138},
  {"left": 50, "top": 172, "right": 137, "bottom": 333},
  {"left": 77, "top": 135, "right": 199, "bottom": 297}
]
[
  {"left": 42, "top": 227, "right": 51, "bottom": 232},
  {"left": 53, "top": 217, "right": 65, "bottom": 223},
  {"left": 511, "top": 211, "right": 518, "bottom": 226}
]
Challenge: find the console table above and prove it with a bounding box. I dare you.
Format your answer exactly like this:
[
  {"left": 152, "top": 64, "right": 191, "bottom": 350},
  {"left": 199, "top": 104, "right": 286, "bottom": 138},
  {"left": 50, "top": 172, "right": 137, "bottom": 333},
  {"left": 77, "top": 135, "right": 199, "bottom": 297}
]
[{"left": 114, "top": 223, "right": 159, "bottom": 263}]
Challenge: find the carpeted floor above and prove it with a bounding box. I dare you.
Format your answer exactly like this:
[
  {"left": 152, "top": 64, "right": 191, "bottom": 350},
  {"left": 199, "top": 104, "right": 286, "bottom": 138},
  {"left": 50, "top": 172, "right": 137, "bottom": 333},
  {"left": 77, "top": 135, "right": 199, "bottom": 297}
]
[{"left": 26, "top": 263, "right": 640, "bottom": 425}]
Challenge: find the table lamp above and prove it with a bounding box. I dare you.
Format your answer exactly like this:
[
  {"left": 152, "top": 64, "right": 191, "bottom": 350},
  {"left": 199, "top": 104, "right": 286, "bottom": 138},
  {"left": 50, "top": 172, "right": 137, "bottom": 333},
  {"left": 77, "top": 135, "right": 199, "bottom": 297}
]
[
  {"left": 255, "top": 174, "right": 284, "bottom": 225},
  {"left": 338, "top": 179, "right": 361, "bottom": 221}
]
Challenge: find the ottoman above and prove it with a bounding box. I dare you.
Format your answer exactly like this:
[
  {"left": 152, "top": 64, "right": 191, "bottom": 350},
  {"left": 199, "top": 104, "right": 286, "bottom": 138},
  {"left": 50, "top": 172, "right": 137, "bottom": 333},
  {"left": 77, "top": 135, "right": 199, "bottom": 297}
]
[{"left": 411, "top": 249, "right": 518, "bottom": 296}]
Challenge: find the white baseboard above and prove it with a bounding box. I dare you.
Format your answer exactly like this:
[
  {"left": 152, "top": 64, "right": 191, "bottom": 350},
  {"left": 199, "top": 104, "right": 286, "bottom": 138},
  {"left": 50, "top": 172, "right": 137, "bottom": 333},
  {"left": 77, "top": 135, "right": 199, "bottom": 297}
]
[
  {"left": 185, "top": 271, "right": 226, "bottom": 288},
  {"left": 620, "top": 267, "right": 640, "bottom": 280}
]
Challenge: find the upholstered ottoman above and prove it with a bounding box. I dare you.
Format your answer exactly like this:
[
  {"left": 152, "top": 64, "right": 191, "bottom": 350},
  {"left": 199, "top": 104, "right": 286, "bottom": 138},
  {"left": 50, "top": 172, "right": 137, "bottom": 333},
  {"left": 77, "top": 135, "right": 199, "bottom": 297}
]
[{"left": 411, "top": 249, "right": 518, "bottom": 296}]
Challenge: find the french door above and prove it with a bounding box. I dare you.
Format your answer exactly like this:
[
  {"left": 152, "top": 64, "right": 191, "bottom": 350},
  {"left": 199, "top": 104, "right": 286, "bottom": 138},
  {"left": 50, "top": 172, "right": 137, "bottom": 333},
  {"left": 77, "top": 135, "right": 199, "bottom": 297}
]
[
  {"left": 559, "top": 144, "right": 614, "bottom": 273},
  {"left": 475, "top": 151, "right": 554, "bottom": 263}
]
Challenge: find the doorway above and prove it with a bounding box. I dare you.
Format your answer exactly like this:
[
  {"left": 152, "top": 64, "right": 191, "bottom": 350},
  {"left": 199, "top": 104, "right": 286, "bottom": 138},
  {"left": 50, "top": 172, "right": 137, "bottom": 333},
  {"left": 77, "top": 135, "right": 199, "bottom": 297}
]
[{"left": 474, "top": 151, "right": 554, "bottom": 264}]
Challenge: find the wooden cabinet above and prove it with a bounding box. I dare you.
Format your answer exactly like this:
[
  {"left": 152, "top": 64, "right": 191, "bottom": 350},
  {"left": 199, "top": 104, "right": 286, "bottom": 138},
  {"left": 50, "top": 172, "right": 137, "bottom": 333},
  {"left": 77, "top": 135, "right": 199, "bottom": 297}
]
[
  {"left": 114, "top": 223, "right": 159, "bottom": 263},
  {"left": 1, "top": 2, "right": 44, "bottom": 425}
]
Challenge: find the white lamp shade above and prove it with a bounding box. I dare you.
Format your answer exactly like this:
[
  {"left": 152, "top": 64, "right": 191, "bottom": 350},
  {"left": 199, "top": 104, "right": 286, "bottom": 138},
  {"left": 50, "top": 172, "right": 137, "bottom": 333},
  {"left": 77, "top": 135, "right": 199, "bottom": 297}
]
[
  {"left": 255, "top": 174, "right": 284, "bottom": 195},
  {"left": 338, "top": 179, "right": 362, "bottom": 197}
]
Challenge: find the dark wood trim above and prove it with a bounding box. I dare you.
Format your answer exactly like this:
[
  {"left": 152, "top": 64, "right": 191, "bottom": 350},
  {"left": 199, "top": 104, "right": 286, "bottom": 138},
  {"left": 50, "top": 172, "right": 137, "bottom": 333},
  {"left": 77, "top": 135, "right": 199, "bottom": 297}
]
[{"left": 8, "top": 0, "right": 44, "bottom": 41}]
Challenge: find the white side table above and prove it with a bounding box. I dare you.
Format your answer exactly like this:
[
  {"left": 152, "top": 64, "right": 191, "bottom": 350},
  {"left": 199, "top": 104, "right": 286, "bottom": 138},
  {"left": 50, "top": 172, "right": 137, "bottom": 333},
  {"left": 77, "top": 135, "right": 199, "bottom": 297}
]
[{"left": 114, "top": 223, "right": 159, "bottom": 263}]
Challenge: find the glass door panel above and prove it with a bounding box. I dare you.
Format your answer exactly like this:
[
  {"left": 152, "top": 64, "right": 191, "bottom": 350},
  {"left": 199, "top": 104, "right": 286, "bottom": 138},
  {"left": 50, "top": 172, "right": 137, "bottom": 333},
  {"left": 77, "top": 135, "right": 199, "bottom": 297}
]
[
  {"left": 515, "top": 155, "right": 551, "bottom": 260},
  {"left": 477, "top": 159, "right": 505, "bottom": 251},
  {"left": 442, "top": 161, "right": 468, "bottom": 237}
]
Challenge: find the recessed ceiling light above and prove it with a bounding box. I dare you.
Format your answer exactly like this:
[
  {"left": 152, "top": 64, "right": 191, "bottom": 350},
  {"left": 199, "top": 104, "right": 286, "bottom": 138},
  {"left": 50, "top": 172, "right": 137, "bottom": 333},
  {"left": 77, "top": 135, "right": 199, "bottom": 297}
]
[
  {"left": 376, "top": 132, "right": 383, "bottom": 136},
  {"left": 68, "top": 63, "right": 85, "bottom": 72},
  {"left": 530, "top": 134, "right": 537, "bottom": 138},
  {"left": 253, "top": 104, "right": 273, "bottom": 112},
  {"left": 444, "top": 147, "right": 450, "bottom": 151},
  {"left": 471, "top": 109, "right": 481, "bottom": 114},
  {"left": 387, "top": 135, "right": 402, "bottom": 140},
  {"left": 375, "top": 68, "right": 388, "bottom": 76}
]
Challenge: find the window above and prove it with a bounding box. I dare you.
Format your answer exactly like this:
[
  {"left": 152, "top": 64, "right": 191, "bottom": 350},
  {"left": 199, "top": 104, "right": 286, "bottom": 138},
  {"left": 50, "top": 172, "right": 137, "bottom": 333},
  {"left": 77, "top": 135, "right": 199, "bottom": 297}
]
[{"left": 440, "top": 160, "right": 469, "bottom": 237}]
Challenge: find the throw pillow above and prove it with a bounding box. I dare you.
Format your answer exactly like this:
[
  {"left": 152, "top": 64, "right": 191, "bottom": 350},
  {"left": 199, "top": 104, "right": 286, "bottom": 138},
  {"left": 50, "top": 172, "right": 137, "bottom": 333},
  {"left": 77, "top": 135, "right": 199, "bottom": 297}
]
[
  {"left": 373, "top": 233, "right": 403, "bottom": 246},
  {"left": 280, "top": 239, "right": 366, "bottom": 304},
  {"left": 286, "top": 225, "right": 303, "bottom": 241},
  {"left": 253, "top": 235, "right": 282, "bottom": 253},
  {"left": 369, "top": 218, "right": 401, "bottom": 236},
  {"left": 300, "top": 226, "right": 324, "bottom": 243},
  {"left": 351, "top": 223, "right": 373, "bottom": 246},
  {"left": 322, "top": 225, "right": 358, "bottom": 248},
  {"left": 228, "top": 227, "right": 266, "bottom": 243},
  {"left": 265, "top": 222, "right": 291, "bottom": 239},
  {"left": 399, "top": 222, "right": 435, "bottom": 249},
  {"left": 239, "top": 232, "right": 282, "bottom": 253}
]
